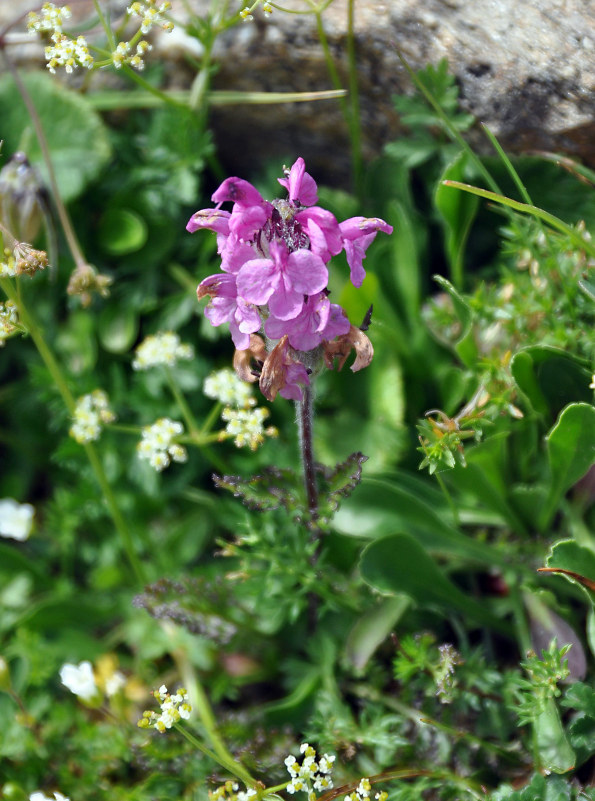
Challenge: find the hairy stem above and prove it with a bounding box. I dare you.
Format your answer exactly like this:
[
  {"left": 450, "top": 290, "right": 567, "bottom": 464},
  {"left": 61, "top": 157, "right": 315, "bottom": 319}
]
[{"left": 297, "top": 384, "right": 318, "bottom": 517}]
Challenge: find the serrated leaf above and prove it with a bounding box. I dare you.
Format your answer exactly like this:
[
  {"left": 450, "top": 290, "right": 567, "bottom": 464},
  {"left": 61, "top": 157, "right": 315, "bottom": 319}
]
[
  {"left": 0, "top": 72, "right": 111, "bottom": 202},
  {"left": 316, "top": 452, "right": 368, "bottom": 524},
  {"left": 213, "top": 467, "right": 302, "bottom": 514}
]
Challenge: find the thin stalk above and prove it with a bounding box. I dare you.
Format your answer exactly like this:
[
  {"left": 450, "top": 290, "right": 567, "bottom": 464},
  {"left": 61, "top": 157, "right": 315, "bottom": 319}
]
[
  {"left": 296, "top": 385, "right": 318, "bottom": 516},
  {"left": 175, "top": 723, "right": 256, "bottom": 786},
  {"left": 434, "top": 471, "right": 460, "bottom": 528},
  {"left": 1, "top": 277, "right": 146, "bottom": 585},
  {"left": 160, "top": 620, "right": 249, "bottom": 777},
  {"left": 0, "top": 51, "right": 87, "bottom": 270},
  {"left": 164, "top": 365, "right": 200, "bottom": 436}
]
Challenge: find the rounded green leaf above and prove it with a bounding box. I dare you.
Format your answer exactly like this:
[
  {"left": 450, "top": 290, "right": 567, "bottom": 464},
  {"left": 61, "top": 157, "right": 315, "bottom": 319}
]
[
  {"left": 98, "top": 208, "right": 148, "bottom": 255},
  {"left": 0, "top": 72, "right": 112, "bottom": 202}
]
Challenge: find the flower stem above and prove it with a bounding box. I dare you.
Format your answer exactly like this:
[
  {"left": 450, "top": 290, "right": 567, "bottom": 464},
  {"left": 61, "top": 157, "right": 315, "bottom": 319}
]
[
  {"left": 0, "top": 277, "right": 146, "bottom": 586},
  {"left": 296, "top": 384, "right": 318, "bottom": 517}
]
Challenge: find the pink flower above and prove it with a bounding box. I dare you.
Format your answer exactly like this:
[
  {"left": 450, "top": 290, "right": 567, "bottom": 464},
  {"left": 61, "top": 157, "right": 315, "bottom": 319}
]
[
  {"left": 339, "top": 217, "right": 394, "bottom": 287},
  {"left": 237, "top": 240, "right": 328, "bottom": 321},
  {"left": 277, "top": 156, "right": 318, "bottom": 206},
  {"left": 197, "top": 273, "right": 261, "bottom": 350},
  {"left": 212, "top": 177, "right": 273, "bottom": 240},
  {"left": 265, "top": 293, "right": 350, "bottom": 351}
]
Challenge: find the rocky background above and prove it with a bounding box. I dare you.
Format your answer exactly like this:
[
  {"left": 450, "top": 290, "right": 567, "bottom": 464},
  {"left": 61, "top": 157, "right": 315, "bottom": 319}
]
[{"left": 1, "top": 0, "right": 594, "bottom": 181}]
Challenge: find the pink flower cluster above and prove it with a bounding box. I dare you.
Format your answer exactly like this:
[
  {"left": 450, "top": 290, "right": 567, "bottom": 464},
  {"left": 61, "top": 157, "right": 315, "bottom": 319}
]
[{"left": 187, "top": 158, "right": 392, "bottom": 400}]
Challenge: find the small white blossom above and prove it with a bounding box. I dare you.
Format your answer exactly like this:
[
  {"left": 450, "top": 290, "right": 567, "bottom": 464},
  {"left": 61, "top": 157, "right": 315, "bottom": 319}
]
[
  {"left": 137, "top": 418, "right": 187, "bottom": 471},
  {"left": 60, "top": 660, "right": 98, "bottom": 701},
  {"left": 0, "top": 300, "right": 21, "bottom": 345},
  {"left": 27, "top": 2, "right": 72, "bottom": 34},
  {"left": 127, "top": 0, "right": 174, "bottom": 33},
  {"left": 105, "top": 670, "right": 126, "bottom": 697},
  {"left": 285, "top": 744, "right": 336, "bottom": 799},
  {"left": 221, "top": 406, "right": 276, "bottom": 450},
  {"left": 69, "top": 390, "right": 116, "bottom": 444},
  {"left": 45, "top": 31, "right": 94, "bottom": 74},
  {"left": 590, "top": 373, "right": 595, "bottom": 390},
  {"left": 133, "top": 331, "right": 194, "bottom": 370},
  {"left": 203, "top": 368, "right": 255, "bottom": 408},
  {"left": 0, "top": 498, "right": 35, "bottom": 541},
  {"left": 138, "top": 685, "right": 192, "bottom": 733}
]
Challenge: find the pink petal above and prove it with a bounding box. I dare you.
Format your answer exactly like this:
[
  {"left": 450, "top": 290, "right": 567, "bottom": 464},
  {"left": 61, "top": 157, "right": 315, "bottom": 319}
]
[
  {"left": 285, "top": 249, "right": 328, "bottom": 296},
  {"left": 212, "top": 177, "right": 265, "bottom": 207},
  {"left": 236, "top": 259, "right": 278, "bottom": 305}
]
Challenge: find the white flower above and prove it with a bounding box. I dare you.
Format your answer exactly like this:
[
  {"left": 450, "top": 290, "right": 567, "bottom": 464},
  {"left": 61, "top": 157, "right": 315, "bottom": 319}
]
[
  {"left": 133, "top": 331, "right": 194, "bottom": 369},
  {"left": 0, "top": 498, "right": 35, "bottom": 541},
  {"left": 137, "top": 418, "right": 187, "bottom": 471},
  {"left": 138, "top": 685, "right": 192, "bottom": 733},
  {"left": 203, "top": 368, "right": 255, "bottom": 408},
  {"left": 27, "top": 2, "right": 72, "bottom": 34},
  {"left": 105, "top": 670, "right": 126, "bottom": 697},
  {"left": 590, "top": 373, "right": 595, "bottom": 390},
  {"left": 0, "top": 300, "right": 20, "bottom": 344},
  {"left": 60, "top": 660, "right": 98, "bottom": 701},
  {"left": 70, "top": 390, "right": 116, "bottom": 444},
  {"left": 221, "top": 406, "right": 276, "bottom": 450}
]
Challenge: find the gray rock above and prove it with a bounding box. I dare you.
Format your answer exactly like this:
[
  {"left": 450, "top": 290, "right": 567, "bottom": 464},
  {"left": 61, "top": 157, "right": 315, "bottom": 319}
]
[{"left": 2, "top": 0, "right": 594, "bottom": 182}]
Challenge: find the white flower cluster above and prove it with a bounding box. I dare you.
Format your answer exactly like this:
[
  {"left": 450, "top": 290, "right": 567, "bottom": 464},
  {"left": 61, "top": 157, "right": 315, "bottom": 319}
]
[
  {"left": 0, "top": 498, "right": 35, "bottom": 541},
  {"left": 138, "top": 684, "right": 192, "bottom": 733},
  {"left": 0, "top": 300, "right": 20, "bottom": 346},
  {"left": 344, "top": 778, "right": 387, "bottom": 801},
  {"left": 27, "top": 2, "right": 71, "bottom": 33},
  {"left": 111, "top": 39, "right": 153, "bottom": 70},
  {"left": 44, "top": 32, "right": 94, "bottom": 74},
  {"left": 69, "top": 390, "right": 116, "bottom": 444},
  {"left": 221, "top": 406, "right": 276, "bottom": 450},
  {"left": 133, "top": 331, "right": 194, "bottom": 370},
  {"left": 285, "top": 743, "right": 336, "bottom": 801},
  {"left": 127, "top": 0, "right": 174, "bottom": 34},
  {"left": 210, "top": 780, "right": 257, "bottom": 801},
  {"left": 204, "top": 368, "right": 256, "bottom": 408},
  {"left": 30, "top": 792, "right": 70, "bottom": 801},
  {"left": 137, "top": 418, "right": 187, "bottom": 471},
  {"left": 60, "top": 660, "right": 99, "bottom": 702}
]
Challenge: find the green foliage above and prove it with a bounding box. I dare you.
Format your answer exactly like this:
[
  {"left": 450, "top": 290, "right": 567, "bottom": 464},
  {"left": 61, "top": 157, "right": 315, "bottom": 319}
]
[{"left": 2, "top": 24, "right": 595, "bottom": 801}]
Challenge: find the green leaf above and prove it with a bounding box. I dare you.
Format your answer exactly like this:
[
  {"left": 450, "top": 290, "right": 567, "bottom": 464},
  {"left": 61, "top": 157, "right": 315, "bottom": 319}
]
[
  {"left": 345, "top": 596, "right": 409, "bottom": 670},
  {"left": 359, "top": 533, "right": 509, "bottom": 633},
  {"left": 432, "top": 275, "right": 478, "bottom": 366},
  {"left": 98, "top": 304, "right": 139, "bottom": 354},
  {"left": 0, "top": 72, "right": 111, "bottom": 202},
  {"left": 98, "top": 208, "right": 148, "bottom": 255},
  {"left": 541, "top": 539, "right": 595, "bottom": 605},
  {"left": 316, "top": 452, "right": 369, "bottom": 525},
  {"left": 510, "top": 346, "right": 592, "bottom": 419},
  {"left": 534, "top": 697, "right": 575, "bottom": 774},
  {"left": 434, "top": 152, "right": 479, "bottom": 288},
  {"left": 385, "top": 199, "right": 421, "bottom": 326},
  {"left": 334, "top": 475, "right": 508, "bottom": 566},
  {"left": 540, "top": 403, "right": 595, "bottom": 527}
]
